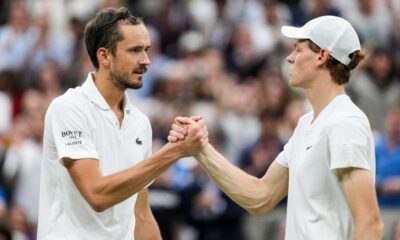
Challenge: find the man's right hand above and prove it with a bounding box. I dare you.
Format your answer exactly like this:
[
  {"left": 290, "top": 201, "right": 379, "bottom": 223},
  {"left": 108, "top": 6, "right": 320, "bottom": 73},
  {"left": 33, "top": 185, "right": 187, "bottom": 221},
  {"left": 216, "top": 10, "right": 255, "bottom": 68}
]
[{"left": 168, "top": 116, "right": 203, "bottom": 142}]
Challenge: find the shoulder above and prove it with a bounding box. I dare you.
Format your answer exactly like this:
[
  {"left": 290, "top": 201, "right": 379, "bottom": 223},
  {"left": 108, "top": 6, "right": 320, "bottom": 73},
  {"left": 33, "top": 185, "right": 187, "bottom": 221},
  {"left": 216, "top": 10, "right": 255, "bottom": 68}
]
[
  {"left": 328, "top": 98, "right": 370, "bottom": 129},
  {"left": 45, "top": 87, "right": 89, "bottom": 124},
  {"left": 326, "top": 100, "right": 372, "bottom": 143},
  {"left": 47, "top": 87, "right": 86, "bottom": 115}
]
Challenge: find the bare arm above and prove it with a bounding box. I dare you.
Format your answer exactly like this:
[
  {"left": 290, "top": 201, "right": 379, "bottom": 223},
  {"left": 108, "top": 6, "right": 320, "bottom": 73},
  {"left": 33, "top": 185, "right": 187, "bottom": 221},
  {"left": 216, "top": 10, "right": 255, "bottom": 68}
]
[
  {"left": 134, "top": 188, "right": 161, "bottom": 240},
  {"left": 64, "top": 120, "right": 208, "bottom": 212},
  {"left": 195, "top": 144, "right": 288, "bottom": 216},
  {"left": 337, "top": 168, "right": 384, "bottom": 240}
]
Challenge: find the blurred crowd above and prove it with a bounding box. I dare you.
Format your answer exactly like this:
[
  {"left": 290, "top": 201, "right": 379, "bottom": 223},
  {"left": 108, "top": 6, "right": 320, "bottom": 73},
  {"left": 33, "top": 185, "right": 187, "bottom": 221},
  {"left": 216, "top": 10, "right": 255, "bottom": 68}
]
[{"left": 0, "top": 0, "right": 399, "bottom": 239}]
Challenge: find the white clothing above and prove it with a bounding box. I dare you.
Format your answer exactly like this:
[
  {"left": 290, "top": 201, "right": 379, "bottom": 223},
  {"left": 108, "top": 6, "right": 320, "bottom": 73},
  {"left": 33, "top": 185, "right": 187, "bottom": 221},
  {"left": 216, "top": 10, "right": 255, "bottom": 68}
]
[
  {"left": 37, "top": 73, "right": 152, "bottom": 240},
  {"left": 276, "top": 95, "right": 375, "bottom": 240},
  {"left": 3, "top": 139, "right": 42, "bottom": 225},
  {"left": 0, "top": 91, "right": 11, "bottom": 135}
]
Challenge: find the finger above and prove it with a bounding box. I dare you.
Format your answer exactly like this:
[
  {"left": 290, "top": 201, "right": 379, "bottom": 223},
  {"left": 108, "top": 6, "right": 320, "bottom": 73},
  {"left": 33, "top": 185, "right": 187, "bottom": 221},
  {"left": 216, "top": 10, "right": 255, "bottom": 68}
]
[
  {"left": 167, "top": 135, "right": 178, "bottom": 142},
  {"left": 172, "top": 123, "right": 188, "bottom": 136},
  {"left": 175, "top": 116, "right": 195, "bottom": 125},
  {"left": 196, "top": 119, "right": 205, "bottom": 127},
  {"left": 169, "top": 129, "right": 186, "bottom": 140}
]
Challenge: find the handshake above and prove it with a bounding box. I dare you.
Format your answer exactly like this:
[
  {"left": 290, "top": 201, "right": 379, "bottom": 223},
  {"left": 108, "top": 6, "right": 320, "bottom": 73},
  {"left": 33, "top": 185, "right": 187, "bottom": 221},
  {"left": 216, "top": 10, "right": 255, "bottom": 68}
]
[{"left": 167, "top": 116, "right": 209, "bottom": 158}]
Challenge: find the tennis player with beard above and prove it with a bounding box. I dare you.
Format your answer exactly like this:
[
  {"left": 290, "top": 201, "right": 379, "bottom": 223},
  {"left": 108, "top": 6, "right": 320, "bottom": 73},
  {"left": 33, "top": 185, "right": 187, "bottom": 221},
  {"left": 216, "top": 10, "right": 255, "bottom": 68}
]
[{"left": 37, "top": 7, "right": 208, "bottom": 240}]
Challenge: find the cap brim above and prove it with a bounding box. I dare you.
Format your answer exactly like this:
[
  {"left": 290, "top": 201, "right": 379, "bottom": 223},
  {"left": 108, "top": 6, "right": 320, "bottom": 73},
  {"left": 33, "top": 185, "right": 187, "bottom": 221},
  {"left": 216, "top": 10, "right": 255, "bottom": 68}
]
[{"left": 281, "top": 26, "right": 308, "bottom": 39}]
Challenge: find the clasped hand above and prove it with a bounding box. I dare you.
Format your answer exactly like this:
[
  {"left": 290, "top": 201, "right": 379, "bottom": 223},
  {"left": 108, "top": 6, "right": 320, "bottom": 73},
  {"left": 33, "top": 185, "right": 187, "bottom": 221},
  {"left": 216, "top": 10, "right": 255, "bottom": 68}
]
[{"left": 168, "top": 116, "right": 209, "bottom": 157}]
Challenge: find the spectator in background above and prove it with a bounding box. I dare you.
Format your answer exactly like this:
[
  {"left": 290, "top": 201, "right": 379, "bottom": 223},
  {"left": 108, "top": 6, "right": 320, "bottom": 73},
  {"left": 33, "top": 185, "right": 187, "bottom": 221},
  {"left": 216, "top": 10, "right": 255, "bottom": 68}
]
[
  {"left": 2, "top": 89, "right": 46, "bottom": 240},
  {"left": 291, "top": 0, "right": 341, "bottom": 26},
  {"left": 179, "top": 168, "right": 245, "bottom": 240},
  {"left": 277, "top": 96, "right": 308, "bottom": 143},
  {"left": 347, "top": 48, "right": 400, "bottom": 133},
  {"left": 341, "top": 0, "right": 393, "bottom": 48},
  {"left": 376, "top": 104, "right": 400, "bottom": 240},
  {"left": 25, "top": 12, "right": 72, "bottom": 82},
  {"left": 219, "top": 82, "right": 261, "bottom": 165},
  {"left": 0, "top": 1, "right": 35, "bottom": 72},
  {"left": 257, "top": 70, "right": 291, "bottom": 116},
  {"left": 225, "top": 23, "right": 266, "bottom": 79},
  {"left": 33, "top": 60, "right": 63, "bottom": 105},
  {"left": 63, "top": 16, "right": 87, "bottom": 89}
]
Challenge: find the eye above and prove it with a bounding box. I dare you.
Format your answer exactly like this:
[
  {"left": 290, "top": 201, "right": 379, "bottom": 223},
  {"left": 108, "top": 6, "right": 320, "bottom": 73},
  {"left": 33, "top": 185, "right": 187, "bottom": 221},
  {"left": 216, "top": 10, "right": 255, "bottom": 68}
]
[{"left": 130, "top": 47, "right": 142, "bottom": 53}]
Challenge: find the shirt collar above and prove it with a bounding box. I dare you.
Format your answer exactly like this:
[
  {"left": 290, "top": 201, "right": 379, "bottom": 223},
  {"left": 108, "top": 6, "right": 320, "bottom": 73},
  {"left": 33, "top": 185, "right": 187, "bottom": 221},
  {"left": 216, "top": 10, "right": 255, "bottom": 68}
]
[{"left": 81, "top": 73, "right": 134, "bottom": 115}]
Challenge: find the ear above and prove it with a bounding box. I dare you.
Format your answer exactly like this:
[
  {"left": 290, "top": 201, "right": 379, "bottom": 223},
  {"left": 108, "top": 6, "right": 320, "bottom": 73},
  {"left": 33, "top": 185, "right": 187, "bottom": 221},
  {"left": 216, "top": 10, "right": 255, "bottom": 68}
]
[
  {"left": 316, "top": 48, "right": 330, "bottom": 66},
  {"left": 97, "top": 47, "right": 110, "bottom": 68}
]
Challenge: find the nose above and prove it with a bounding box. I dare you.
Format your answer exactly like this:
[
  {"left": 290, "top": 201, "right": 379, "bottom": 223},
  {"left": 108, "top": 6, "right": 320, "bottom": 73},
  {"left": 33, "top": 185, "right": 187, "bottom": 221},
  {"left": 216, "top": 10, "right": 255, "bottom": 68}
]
[
  {"left": 140, "top": 52, "right": 151, "bottom": 66},
  {"left": 286, "top": 51, "right": 295, "bottom": 64}
]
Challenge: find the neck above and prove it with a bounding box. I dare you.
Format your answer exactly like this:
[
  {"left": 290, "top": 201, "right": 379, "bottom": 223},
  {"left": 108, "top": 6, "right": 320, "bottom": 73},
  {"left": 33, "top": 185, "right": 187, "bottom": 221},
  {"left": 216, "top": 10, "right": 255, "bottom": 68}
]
[
  {"left": 305, "top": 72, "right": 345, "bottom": 121},
  {"left": 92, "top": 70, "right": 125, "bottom": 110}
]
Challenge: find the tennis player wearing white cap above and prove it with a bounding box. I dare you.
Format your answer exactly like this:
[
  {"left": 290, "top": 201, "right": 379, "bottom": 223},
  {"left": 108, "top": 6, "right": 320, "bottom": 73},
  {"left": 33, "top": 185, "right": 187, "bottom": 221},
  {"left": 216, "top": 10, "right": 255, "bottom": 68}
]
[{"left": 168, "top": 15, "right": 384, "bottom": 240}]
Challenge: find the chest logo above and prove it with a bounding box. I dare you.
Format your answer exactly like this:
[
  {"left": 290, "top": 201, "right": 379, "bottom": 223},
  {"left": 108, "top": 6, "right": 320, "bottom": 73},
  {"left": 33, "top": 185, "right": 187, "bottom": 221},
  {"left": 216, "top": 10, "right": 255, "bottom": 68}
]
[
  {"left": 136, "top": 138, "right": 143, "bottom": 145},
  {"left": 306, "top": 145, "right": 313, "bottom": 150}
]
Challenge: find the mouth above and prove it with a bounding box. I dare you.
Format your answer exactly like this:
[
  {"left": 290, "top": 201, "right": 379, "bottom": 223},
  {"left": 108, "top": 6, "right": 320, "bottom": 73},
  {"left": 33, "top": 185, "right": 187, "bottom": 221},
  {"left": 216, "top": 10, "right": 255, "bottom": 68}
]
[{"left": 133, "top": 66, "right": 147, "bottom": 75}]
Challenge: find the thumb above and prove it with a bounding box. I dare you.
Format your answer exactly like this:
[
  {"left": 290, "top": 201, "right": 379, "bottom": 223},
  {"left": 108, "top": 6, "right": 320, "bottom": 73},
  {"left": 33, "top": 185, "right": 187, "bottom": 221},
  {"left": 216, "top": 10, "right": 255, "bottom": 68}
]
[
  {"left": 175, "top": 116, "right": 195, "bottom": 125},
  {"left": 190, "top": 116, "right": 203, "bottom": 122}
]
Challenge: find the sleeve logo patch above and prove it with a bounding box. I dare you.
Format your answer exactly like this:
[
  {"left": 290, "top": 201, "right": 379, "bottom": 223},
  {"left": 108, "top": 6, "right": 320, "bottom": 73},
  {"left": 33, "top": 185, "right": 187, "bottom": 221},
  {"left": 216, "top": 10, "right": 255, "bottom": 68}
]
[{"left": 61, "top": 130, "right": 83, "bottom": 145}]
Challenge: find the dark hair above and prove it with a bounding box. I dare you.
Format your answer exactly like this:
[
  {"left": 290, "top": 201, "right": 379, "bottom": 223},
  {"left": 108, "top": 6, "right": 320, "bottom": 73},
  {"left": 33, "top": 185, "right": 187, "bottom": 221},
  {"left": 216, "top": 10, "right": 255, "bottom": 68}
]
[
  {"left": 84, "top": 7, "right": 143, "bottom": 69},
  {"left": 301, "top": 39, "right": 366, "bottom": 85}
]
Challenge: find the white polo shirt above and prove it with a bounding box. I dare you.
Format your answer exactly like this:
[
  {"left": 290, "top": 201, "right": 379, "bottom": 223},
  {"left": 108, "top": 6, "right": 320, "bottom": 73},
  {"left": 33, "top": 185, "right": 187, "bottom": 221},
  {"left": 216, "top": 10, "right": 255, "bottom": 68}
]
[
  {"left": 276, "top": 95, "right": 375, "bottom": 240},
  {"left": 37, "top": 73, "right": 152, "bottom": 240}
]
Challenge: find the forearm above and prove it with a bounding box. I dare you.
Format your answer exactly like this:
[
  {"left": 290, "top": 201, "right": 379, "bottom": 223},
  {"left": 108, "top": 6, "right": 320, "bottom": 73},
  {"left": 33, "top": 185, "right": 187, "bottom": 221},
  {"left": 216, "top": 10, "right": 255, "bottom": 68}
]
[
  {"left": 134, "top": 190, "right": 162, "bottom": 240},
  {"left": 134, "top": 216, "right": 161, "bottom": 240},
  {"left": 91, "top": 143, "right": 182, "bottom": 211},
  {"left": 195, "top": 144, "right": 279, "bottom": 215}
]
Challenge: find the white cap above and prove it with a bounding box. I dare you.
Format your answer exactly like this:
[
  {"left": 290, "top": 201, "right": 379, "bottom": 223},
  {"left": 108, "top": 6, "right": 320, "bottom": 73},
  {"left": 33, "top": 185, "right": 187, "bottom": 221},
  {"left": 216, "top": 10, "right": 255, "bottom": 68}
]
[{"left": 281, "top": 16, "right": 361, "bottom": 65}]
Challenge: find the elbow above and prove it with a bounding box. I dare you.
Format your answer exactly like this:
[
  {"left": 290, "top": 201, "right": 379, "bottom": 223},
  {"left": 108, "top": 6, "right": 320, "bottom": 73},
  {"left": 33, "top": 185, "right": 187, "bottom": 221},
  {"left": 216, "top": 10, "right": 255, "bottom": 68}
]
[
  {"left": 245, "top": 203, "right": 272, "bottom": 216},
  {"left": 374, "top": 219, "right": 384, "bottom": 237},
  {"left": 370, "top": 213, "right": 384, "bottom": 236},
  {"left": 87, "top": 194, "right": 109, "bottom": 212},
  {"left": 246, "top": 207, "right": 267, "bottom": 216},
  {"left": 356, "top": 213, "right": 384, "bottom": 238},
  {"left": 243, "top": 193, "right": 273, "bottom": 216},
  {"left": 90, "top": 203, "right": 107, "bottom": 213}
]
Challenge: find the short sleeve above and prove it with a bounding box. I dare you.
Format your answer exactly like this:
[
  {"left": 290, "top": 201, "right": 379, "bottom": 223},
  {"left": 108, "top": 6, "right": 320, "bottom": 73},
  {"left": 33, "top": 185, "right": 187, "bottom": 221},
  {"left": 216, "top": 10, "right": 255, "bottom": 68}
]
[
  {"left": 276, "top": 136, "right": 294, "bottom": 168},
  {"left": 46, "top": 98, "right": 98, "bottom": 164},
  {"left": 328, "top": 119, "right": 372, "bottom": 172}
]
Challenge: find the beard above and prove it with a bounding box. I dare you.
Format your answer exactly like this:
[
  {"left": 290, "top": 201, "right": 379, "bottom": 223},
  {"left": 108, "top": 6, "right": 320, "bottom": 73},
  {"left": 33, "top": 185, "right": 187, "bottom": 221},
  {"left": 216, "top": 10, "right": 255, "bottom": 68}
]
[{"left": 110, "top": 66, "right": 146, "bottom": 91}]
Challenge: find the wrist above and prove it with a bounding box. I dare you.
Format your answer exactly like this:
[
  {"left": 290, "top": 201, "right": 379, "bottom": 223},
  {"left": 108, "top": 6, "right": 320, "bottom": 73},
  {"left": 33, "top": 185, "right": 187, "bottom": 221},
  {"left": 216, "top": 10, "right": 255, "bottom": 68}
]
[
  {"left": 195, "top": 143, "right": 212, "bottom": 162},
  {"left": 163, "top": 142, "right": 186, "bottom": 160}
]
